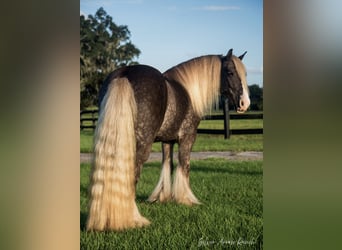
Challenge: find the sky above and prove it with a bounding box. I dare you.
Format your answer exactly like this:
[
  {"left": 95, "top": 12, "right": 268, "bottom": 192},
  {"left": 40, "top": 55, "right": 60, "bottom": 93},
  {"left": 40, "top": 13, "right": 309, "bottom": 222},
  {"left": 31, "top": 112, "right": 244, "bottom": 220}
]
[{"left": 80, "top": 0, "right": 263, "bottom": 86}]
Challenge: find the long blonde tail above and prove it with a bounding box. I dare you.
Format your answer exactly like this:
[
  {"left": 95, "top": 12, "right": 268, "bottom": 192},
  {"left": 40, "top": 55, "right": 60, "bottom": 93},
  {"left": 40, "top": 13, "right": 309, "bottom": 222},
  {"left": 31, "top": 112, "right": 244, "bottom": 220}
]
[{"left": 86, "top": 77, "right": 150, "bottom": 231}]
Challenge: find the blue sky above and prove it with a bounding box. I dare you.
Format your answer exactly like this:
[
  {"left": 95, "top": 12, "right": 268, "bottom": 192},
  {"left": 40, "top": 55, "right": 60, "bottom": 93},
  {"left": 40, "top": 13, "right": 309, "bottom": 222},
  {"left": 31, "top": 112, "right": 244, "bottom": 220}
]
[{"left": 81, "top": 0, "right": 263, "bottom": 86}]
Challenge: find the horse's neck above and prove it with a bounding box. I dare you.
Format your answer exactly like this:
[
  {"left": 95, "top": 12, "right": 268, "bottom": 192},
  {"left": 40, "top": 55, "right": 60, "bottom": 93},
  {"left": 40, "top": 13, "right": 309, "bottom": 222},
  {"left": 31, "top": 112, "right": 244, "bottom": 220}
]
[{"left": 165, "top": 56, "right": 221, "bottom": 117}]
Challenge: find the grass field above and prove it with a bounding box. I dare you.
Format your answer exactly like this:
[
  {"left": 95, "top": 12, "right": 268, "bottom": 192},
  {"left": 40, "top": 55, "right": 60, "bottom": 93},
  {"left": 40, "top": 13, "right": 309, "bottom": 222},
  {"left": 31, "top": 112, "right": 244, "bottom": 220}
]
[
  {"left": 80, "top": 117, "right": 263, "bottom": 153},
  {"left": 80, "top": 159, "right": 263, "bottom": 249}
]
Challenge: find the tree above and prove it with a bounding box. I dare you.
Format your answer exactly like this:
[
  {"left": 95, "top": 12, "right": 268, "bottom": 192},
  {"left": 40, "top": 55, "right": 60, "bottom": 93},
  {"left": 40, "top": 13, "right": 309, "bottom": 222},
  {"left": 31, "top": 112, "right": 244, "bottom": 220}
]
[
  {"left": 80, "top": 7, "right": 141, "bottom": 109},
  {"left": 248, "top": 84, "right": 263, "bottom": 110}
]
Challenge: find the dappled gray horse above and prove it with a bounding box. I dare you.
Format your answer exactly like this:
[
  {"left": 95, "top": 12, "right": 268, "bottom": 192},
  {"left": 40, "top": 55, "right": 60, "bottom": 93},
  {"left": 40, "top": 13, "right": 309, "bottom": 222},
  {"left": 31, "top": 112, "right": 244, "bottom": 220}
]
[{"left": 86, "top": 49, "right": 250, "bottom": 231}]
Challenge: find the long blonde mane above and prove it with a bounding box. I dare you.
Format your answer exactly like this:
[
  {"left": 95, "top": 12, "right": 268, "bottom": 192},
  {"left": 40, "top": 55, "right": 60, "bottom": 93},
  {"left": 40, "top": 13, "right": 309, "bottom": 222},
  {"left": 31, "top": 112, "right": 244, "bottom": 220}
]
[
  {"left": 164, "top": 55, "right": 222, "bottom": 117},
  {"left": 232, "top": 56, "right": 249, "bottom": 95}
]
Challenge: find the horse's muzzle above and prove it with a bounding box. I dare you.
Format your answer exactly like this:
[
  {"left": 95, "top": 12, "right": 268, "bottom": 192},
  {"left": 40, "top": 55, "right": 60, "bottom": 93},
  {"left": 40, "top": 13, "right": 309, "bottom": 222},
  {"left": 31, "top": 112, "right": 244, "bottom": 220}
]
[{"left": 237, "top": 94, "right": 250, "bottom": 113}]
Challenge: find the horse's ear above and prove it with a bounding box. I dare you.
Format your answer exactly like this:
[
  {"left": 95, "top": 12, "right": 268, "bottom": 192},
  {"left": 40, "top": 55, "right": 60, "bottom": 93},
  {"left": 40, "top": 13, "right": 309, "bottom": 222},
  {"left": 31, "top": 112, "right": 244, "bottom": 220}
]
[
  {"left": 226, "top": 49, "right": 233, "bottom": 60},
  {"left": 238, "top": 51, "right": 247, "bottom": 60}
]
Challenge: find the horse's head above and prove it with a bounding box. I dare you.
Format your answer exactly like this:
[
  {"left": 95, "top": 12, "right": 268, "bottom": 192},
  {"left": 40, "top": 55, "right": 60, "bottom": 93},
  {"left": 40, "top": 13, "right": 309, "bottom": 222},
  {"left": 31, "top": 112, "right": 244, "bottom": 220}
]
[{"left": 221, "top": 49, "right": 250, "bottom": 113}]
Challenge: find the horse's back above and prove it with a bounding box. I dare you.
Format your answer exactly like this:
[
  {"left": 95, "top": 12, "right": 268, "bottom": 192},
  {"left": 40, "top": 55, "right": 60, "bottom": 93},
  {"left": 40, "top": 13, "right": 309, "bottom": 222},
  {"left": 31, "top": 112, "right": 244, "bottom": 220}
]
[
  {"left": 100, "top": 65, "right": 165, "bottom": 104},
  {"left": 100, "top": 65, "right": 168, "bottom": 141}
]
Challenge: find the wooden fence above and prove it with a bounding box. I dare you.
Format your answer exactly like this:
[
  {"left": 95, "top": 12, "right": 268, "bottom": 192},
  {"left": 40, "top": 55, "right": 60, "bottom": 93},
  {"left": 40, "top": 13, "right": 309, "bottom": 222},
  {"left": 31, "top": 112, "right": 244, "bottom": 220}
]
[
  {"left": 81, "top": 109, "right": 263, "bottom": 139},
  {"left": 80, "top": 109, "right": 98, "bottom": 130},
  {"left": 80, "top": 110, "right": 264, "bottom": 139},
  {"left": 199, "top": 113, "right": 263, "bottom": 138}
]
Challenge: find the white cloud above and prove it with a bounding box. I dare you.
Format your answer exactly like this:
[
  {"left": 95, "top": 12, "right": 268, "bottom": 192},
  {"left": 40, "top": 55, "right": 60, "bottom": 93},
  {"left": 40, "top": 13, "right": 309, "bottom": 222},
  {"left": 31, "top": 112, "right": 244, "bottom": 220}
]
[
  {"left": 195, "top": 6, "right": 240, "bottom": 11},
  {"left": 80, "top": 10, "right": 87, "bottom": 17}
]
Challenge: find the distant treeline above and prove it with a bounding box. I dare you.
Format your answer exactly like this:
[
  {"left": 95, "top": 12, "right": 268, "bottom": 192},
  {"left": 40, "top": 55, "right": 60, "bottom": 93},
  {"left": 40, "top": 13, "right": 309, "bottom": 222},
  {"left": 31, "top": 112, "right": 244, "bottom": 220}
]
[{"left": 247, "top": 84, "right": 263, "bottom": 111}]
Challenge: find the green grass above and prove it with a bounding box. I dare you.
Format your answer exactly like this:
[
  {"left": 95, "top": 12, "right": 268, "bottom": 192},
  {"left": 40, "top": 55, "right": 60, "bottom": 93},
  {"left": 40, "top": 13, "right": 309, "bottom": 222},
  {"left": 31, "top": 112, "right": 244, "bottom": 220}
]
[
  {"left": 80, "top": 159, "right": 263, "bottom": 249},
  {"left": 198, "top": 118, "right": 263, "bottom": 130},
  {"left": 81, "top": 132, "right": 263, "bottom": 153},
  {"left": 80, "top": 130, "right": 95, "bottom": 153},
  {"left": 81, "top": 118, "right": 263, "bottom": 153},
  {"left": 150, "top": 134, "right": 263, "bottom": 152}
]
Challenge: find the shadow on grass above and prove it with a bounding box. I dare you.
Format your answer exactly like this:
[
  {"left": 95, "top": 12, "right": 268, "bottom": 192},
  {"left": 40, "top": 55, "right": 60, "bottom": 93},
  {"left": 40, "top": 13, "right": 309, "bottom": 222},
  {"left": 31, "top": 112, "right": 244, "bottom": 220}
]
[
  {"left": 80, "top": 184, "right": 89, "bottom": 194},
  {"left": 80, "top": 211, "right": 87, "bottom": 230},
  {"left": 136, "top": 194, "right": 150, "bottom": 202},
  {"left": 191, "top": 166, "right": 262, "bottom": 176}
]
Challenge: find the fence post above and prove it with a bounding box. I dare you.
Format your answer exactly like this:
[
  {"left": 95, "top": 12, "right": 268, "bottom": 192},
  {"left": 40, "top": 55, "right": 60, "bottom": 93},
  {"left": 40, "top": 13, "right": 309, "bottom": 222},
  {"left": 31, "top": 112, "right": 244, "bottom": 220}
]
[{"left": 223, "top": 98, "right": 230, "bottom": 139}]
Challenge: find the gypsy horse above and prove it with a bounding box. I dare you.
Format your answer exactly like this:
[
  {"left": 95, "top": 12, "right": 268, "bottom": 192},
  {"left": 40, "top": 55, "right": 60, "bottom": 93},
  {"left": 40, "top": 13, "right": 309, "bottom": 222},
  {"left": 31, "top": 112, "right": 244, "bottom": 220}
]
[{"left": 86, "top": 49, "right": 250, "bottom": 231}]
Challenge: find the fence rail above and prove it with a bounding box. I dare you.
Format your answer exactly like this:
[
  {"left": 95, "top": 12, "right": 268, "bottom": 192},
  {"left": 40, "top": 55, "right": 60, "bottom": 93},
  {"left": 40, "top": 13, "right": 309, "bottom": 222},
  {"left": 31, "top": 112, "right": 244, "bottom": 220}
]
[
  {"left": 80, "top": 109, "right": 263, "bottom": 138},
  {"left": 80, "top": 110, "right": 98, "bottom": 130},
  {"left": 199, "top": 113, "right": 263, "bottom": 138}
]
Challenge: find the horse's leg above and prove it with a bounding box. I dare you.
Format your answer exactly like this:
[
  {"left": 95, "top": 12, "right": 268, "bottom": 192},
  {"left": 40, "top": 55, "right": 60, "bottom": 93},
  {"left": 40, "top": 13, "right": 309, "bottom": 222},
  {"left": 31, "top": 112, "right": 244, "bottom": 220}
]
[
  {"left": 148, "top": 142, "right": 174, "bottom": 203},
  {"left": 135, "top": 140, "right": 154, "bottom": 185},
  {"left": 172, "top": 134, "right": 201, "bottom": 205}
]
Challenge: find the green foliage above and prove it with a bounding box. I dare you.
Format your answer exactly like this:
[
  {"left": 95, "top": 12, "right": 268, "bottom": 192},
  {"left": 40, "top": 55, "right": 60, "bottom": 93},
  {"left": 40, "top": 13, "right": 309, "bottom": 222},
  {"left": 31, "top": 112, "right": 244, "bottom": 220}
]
[
  {"left": 249, "top": 84, "right": 263, "bottom": 111},
  {"left": 80, "top": 7, "right": 141, "bottom": 109},
  {"left": 80, "top": 159, "right": 263, "bottom": 249}
]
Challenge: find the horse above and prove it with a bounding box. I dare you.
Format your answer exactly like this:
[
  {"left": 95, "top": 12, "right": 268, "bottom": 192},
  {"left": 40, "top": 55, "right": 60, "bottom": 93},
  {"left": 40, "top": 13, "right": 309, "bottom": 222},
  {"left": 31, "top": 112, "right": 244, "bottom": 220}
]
[{"left": 86, "top": 49, "right": 250, "bottom": 231}]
